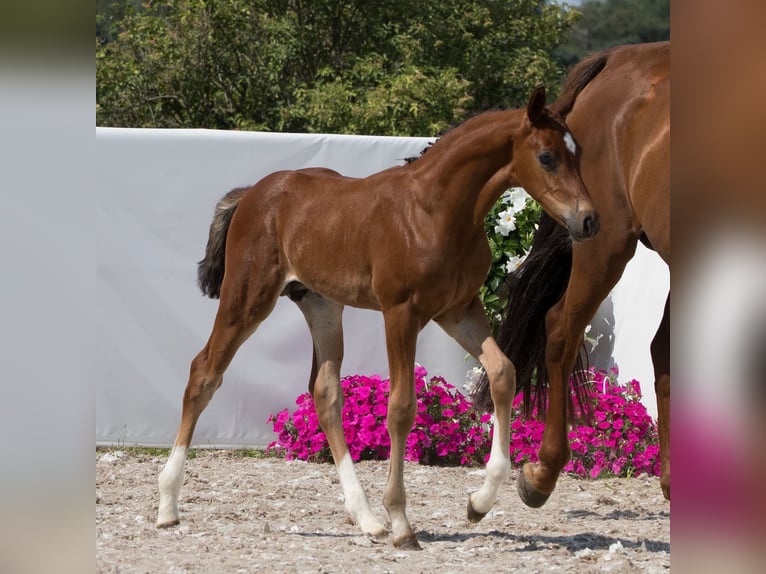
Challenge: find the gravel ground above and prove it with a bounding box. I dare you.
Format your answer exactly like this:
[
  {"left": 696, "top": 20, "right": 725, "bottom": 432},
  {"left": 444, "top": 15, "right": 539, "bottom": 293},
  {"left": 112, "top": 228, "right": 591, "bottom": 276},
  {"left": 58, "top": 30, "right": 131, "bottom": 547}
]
[{"left": 96, "top": 450, "right": 670, "bottom": 573}]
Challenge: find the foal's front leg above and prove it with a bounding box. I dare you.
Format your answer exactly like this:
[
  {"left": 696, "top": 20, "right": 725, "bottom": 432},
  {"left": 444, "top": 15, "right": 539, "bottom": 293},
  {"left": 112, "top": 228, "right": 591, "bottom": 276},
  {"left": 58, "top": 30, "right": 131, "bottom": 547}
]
[
  {"left": 436, "top": 297, "right": 516, "bottom": 521},
  {"left": 382, "top": 304, "right": 421, "bottom": 549}
]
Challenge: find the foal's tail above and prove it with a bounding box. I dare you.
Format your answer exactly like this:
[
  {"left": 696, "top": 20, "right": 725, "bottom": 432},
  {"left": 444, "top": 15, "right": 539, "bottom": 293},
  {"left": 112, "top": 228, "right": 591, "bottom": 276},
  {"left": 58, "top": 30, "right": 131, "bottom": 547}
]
[
  {"left": 471, "top": 213, "right": 591, "bottom": 420},
  {"left": 197, "top": 187, "right": 248, "bottom": 299}
]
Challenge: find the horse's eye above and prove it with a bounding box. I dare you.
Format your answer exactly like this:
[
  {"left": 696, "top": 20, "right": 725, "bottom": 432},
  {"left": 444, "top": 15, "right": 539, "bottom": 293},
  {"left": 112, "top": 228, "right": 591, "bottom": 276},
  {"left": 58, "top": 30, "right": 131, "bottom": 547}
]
[{"left": 538, "top": 151, "right": 556, "bottom": 171}]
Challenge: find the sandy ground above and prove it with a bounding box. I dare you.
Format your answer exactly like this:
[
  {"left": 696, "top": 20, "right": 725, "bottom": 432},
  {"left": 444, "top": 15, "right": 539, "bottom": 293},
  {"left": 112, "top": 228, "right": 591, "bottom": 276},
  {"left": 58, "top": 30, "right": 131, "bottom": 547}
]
[{"left": 96, "top": 450, "right": 669, "bottom": 573}]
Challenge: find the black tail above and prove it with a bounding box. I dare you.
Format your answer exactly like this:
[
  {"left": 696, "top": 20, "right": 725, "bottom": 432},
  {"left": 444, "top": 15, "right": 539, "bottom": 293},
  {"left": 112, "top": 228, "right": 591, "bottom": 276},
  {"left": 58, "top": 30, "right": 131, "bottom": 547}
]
[
  {"left": 197, "top": 187, "right": 248, "bottom": 299},
  {"left": 471, "top": 213, "right": 591, "bottom": 420}
]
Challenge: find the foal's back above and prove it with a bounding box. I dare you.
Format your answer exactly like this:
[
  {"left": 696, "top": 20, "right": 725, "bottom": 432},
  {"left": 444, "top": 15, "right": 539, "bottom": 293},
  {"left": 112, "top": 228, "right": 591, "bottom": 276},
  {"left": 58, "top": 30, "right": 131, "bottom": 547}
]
[{"left": 227, "top": 164, "right": 434, "bottom": 309}]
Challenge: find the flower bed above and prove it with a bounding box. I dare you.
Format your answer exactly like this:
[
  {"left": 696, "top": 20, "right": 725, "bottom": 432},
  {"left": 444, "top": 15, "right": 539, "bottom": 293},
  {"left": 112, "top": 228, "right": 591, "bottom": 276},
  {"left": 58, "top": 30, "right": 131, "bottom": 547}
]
[{"left": 267, "top": 366, "right": 660, "bottom": 478}]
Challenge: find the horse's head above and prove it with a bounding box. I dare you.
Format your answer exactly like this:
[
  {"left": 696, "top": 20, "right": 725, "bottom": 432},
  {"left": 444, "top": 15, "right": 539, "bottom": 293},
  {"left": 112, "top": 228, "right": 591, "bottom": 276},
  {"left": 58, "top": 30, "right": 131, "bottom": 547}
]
[{"left": 510, "top": 86, "right": 599, "bottom": 241}]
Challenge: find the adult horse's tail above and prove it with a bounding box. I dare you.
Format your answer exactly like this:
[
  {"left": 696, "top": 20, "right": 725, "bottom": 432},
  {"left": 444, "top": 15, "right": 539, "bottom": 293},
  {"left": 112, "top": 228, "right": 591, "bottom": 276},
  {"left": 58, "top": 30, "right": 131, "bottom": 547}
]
[
  {"left": 472, "top": 212, "right": 590, "bottom": 419},
  {"left": 197, "top": 187, "right": 248, "bottom": 299}
]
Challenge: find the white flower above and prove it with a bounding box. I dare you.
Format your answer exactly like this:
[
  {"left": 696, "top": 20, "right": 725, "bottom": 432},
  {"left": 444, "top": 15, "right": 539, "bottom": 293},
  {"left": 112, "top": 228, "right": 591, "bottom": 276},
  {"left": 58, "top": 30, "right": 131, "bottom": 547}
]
[
  {"left": 583, "top": 324, "right": 603, "bottom": 352},
  {"left": 506, "top": 187, "right": 530, "bottom": 212},
  {"left": 493, "top": 208, "right": 517, "bottom": 236},
  {"left": 504, "top": 254, "right": 526, "bottom": 274}
]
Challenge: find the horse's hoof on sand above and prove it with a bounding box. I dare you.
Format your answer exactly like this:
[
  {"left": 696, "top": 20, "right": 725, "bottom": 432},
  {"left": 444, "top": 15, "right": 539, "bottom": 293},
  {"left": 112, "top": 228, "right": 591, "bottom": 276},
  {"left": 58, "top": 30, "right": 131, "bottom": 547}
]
[
  {"left": 156, "top": 518, "right": 180, "bottom": 529},
  {"left": 358, "top": 515, "right": 388, "bottom": 538},
  {"left": 517, "top": 467, "right": 552, "bottom": 508},
  {"left": 393, "top": 534, "right": 422, "bottom": 550},
  {"left": 466, "top": 497, "right": 487, "bottom": 523},
  {"left": 365, "top": 524, "right": 388, "bottom": 539}
]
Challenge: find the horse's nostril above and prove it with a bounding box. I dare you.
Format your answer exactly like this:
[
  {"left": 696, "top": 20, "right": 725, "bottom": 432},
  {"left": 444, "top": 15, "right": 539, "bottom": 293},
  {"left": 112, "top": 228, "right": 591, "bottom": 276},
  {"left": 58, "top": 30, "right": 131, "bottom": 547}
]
[{"left": 583, "top": 213, "right": 600, "bottom": 237}]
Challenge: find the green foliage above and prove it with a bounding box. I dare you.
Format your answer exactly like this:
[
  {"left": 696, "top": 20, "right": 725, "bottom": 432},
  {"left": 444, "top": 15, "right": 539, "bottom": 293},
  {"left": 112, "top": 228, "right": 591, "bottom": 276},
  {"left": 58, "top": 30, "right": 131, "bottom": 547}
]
[
  {"left": 96, "top": 0, "right": 580, "bottom": 135},
  {"left": 97, "top": 0, "right": 665, "bottom": 329},
  {"left": 479, "top": 188, "right": 541, "bottom": 333},
  {"left": 556, "top": 0, "right": 670, "bottom": 66},
  {"left": 284, "top": 46, "right": 473, "bottom": 136},
  {"left": 97, "top": 0, "right": 300, "bottom": 130}
]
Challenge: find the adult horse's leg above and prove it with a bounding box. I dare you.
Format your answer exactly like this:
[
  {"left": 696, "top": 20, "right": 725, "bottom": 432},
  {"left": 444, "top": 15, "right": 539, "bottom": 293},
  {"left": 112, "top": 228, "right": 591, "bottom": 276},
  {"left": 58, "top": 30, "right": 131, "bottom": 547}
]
[
  {"left": 436, "top": 296, "right": 516, "bottom": 522},
  {"left": 295, "top": 292, "right": 387, "bottom": 537},
  {"left": 651, "top": 293, "right": 670, "bottom": 500},
  {"left": 381, "top": 302, "right": 421, "bottom": 549},
  {"left": 518, "top": 233, "right": 637, "bottom": 508},
  {"left": 156, "top": 266, "right": 283, "bottom": 527}
]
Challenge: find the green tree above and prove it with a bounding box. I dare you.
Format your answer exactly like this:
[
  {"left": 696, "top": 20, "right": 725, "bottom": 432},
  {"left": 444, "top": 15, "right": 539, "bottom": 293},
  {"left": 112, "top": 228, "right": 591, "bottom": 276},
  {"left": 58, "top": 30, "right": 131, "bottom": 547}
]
[
  {"left": 556, "top": 0, "right": 670, "bottom": 66},
  {"left": 96, "top": 0, "right": 580, "bottom": 135}
]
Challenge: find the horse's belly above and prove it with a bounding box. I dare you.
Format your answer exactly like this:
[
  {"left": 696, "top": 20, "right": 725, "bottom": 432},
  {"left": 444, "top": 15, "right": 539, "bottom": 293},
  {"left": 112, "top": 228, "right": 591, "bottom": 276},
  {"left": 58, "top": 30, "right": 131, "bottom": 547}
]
[{"left": 287, "top": 270, "right": 381, "bottom": 311}]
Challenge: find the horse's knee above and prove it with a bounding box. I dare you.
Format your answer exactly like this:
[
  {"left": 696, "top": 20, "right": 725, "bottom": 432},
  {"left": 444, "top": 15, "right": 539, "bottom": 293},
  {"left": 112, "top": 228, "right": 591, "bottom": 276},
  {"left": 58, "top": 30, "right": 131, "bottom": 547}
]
[{"left": 488, "top": 355, "right": 516, "bottom": 404}]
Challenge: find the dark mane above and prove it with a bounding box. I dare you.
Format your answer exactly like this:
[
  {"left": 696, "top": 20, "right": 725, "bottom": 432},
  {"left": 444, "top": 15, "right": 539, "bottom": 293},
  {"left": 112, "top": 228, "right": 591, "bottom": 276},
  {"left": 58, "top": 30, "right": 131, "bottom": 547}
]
[
  {"left": 404, "top": 142, "right": 435, "bottom": 164},
  {"left": 403, "top": 108, "right": 510, "bottom": 164},
  {"left": 404, "top": 98, "right": 575, "bottom": 166},
  {"left": 550, "top": 52, "right": 609, "bottom": 118}
]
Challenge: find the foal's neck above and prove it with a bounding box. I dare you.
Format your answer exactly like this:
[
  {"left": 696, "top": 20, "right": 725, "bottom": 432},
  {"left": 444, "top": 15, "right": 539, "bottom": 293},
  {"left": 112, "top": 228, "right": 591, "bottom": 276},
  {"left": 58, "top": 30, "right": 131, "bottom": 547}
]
[{"left": 410, "top": 109, "right": 526, "bottom": 227}]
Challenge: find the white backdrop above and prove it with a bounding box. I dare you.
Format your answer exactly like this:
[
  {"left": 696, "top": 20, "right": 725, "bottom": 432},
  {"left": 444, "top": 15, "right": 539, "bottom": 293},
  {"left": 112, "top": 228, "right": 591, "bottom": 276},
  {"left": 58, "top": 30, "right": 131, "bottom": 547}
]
[{"left": 95, "top": 127, "right": 668, "bottom": 448}]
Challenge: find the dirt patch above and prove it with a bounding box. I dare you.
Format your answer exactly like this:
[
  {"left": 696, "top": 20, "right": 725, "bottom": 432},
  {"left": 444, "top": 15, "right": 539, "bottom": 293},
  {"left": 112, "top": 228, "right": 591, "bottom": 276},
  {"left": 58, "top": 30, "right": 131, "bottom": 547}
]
[{"left": 96, "top": 450, "right": 669, "bottom": 573}]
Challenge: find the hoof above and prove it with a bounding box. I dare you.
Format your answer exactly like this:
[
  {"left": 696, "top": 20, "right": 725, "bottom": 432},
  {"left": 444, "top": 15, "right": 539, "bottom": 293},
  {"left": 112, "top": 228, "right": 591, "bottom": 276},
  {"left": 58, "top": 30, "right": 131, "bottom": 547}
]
[
  {"left": 466, "top": 497, "right": 487, "bottom": 524},
  {"left": 363, "top": 524, "right": 388, "bottom": 539},
  {"left": 393, "top": 533, "right": 422, "bottom": 550},
  {"left": 358, "top": 515, "right": 388, "bottom": 538},
  {"left": 156, "top": 518, "right": 180, "bottom": 529},
  {"left": 517, "top": 465, "right": 552, "bottom": 508}
]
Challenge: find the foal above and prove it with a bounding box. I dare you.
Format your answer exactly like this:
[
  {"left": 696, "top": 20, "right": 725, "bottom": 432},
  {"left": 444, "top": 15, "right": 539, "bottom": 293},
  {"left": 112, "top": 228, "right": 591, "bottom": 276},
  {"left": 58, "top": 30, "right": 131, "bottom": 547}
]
[{"left": 157, "top": 87, "right": 599, "bottom": 549}]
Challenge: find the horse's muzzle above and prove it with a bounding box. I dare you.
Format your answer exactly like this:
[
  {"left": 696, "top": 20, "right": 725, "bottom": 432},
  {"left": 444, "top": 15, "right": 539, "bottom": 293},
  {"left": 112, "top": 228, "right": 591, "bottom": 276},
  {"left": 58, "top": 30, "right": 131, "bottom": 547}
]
[{"left": 567, "top": 211, "right": 600, "bottom": 241}]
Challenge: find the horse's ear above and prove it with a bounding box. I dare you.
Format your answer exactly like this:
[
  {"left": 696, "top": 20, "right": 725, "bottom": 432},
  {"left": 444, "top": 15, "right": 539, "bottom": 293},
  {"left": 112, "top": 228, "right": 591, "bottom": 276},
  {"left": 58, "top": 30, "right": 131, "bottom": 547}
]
[{"left": 527, "top": 85, "right": 546, "bottom": 123}]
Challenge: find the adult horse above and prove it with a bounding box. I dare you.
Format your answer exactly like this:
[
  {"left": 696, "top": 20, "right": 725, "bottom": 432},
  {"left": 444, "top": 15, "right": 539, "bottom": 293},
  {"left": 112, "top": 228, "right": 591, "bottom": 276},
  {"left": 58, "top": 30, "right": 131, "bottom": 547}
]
[
  {"left": 474, "top": 42, "right": 670, "bottom": 505},
  {"left": 156, "top": 86, "right": 600, "bottom": 549}
]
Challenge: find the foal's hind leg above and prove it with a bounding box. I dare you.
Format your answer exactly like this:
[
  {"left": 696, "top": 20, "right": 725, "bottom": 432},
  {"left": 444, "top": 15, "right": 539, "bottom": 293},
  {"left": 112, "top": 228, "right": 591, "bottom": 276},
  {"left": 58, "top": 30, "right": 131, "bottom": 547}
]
[
  {"left": 295, "top": 292, "right": 387, "bottom": 538},
  {"left": 381, "top": 302, "right": 422, "bottom": 549},
  {"left": 156, "top": 269, "right": 283, "bottom": 527},
  {"left": 651, "top": 293, "right": 670, "bottom": 500},
  {"left": 436, "top": 296, "right": 516, "bottom": 522}
]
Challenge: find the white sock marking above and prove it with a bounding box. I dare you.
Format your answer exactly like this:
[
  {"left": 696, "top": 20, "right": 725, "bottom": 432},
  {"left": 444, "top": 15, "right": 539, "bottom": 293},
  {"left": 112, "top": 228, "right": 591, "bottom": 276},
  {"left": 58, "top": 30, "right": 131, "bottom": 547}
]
[
  {"left": 336, "top": 453, "right": 386, "bottom": 536},
  {"left": 470, "top": 414, "right": 511, "bottom": 514},
  {"left": 157, "top": 445, "right": 187, "bottom": 526}
]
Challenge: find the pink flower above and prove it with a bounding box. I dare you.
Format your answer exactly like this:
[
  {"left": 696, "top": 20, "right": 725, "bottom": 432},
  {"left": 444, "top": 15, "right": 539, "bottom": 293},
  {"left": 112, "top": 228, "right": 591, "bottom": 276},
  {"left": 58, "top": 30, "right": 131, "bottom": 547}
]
[{"left": 266, "top": 366, "right": 659, "bottom": 478}]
